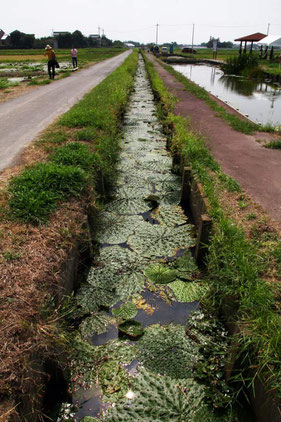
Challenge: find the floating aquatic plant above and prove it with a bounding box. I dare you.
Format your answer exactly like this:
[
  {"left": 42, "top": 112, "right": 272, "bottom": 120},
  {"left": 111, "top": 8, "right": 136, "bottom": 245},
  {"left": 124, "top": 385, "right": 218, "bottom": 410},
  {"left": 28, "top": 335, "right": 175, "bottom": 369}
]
[
  {"left": 96, "top": 213, "right": 144, "bottom": 245},
  {"left": 152, "top": 204, "right": 188, "bottom": 227},
  {"left": 127, "top": 224, "right": 195, "bottom": 259},
  {"left": 112, "top": 302, "right": 138, "bottom": 322},
  {"left": 118, "top": 320, "right": 144, "bottom": 338},
  {"left": 168, "top": 279, "right": 208, "bottom": 302},
  {"left": 105, "top": 197, "right": 152, "bottom": 215},
  {"left": 99, "top": 360, "right": 130, "bottom": 402},
  {"left": 76, "top": 283, "right": 117, "bottom": 313},
  {"left": 137, "top": 324, "right": 197, "bottom": 379},
  {"left": 80, "top": 312, "right": 114, "bottom": 337},
  {"left": 144, "top": 264, "right": 178, "bottom": 284},
  {"left": 102, "top": 367, "right": 234, "bottom": 422}
]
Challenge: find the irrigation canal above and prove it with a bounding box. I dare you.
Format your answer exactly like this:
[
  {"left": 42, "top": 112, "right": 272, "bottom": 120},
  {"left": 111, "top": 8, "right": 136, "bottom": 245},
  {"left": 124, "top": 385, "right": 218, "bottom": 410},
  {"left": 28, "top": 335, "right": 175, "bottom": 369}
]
[
  {"left": 172, "top": 63, "right": 281, "bottom": 127},
  {"left": 57, "top": 57, "right": 250, "bottom": 422}
]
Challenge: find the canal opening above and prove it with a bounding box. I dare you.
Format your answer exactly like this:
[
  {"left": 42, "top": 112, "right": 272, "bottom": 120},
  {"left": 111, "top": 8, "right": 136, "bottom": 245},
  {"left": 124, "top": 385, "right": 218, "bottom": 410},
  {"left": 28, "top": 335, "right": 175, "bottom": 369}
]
[{"left": 53, "top": 55, "right": 254, "bottom": 422}]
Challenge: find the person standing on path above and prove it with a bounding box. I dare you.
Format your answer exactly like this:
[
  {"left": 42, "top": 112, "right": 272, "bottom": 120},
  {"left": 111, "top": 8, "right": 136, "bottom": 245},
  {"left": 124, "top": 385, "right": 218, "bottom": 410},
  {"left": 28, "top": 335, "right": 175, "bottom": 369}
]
[
  {"left": 71, "top": 47, "right": 78, "bottom": 68},
  {"left": 44, "top": 45, "right": 56, "bottom": 79}
]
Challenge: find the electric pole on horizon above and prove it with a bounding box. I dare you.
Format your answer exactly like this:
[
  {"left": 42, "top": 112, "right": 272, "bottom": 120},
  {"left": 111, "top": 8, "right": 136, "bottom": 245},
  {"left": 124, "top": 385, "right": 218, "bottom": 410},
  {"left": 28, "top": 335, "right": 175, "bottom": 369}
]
[
  {"left": 156, "top": 23, "right": 159, "bottom": 45},
  {"left": 98, "top": 27, "right": 102, "bottom": 47},
  {"left": 191, "top": 23, "right": 195, "bottom": 55},
  {"left": 267, "top": 23, "right": 270, "bottom": 35}
]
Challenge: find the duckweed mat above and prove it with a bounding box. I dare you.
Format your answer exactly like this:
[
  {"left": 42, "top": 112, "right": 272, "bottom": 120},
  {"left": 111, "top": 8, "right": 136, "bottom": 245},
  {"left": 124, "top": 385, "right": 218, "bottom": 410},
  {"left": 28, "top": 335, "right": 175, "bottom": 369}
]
[{"left": 58, "top": 56, "right": 237, "bottom": 422}]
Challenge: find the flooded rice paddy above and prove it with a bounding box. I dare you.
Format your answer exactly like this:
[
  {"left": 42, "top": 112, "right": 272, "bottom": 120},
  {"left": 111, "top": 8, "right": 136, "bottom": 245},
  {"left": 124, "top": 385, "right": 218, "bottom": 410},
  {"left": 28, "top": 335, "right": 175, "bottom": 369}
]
[
  {"left": 173, "top": 63, "right": 281, "bottom": 127},
  {"left": 59, "top": 57, "right": 240, "bottom": 422}
]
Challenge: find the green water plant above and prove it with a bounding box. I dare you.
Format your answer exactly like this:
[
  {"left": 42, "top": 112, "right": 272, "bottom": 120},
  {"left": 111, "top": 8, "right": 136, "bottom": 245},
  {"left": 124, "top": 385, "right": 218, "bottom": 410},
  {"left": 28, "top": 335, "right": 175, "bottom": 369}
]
[
  {"left": 112, "top": 302, "right": 138, "bottom": 322},
  {"left": 118, "top": 320, "right": 144, "bottom": 338}
]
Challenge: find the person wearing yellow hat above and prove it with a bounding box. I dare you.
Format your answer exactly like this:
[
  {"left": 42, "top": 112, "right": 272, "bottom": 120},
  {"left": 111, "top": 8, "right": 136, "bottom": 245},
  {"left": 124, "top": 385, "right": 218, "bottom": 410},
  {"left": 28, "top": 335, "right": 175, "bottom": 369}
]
[{"left": 44, "top": 45, "right": 56, "bottom": 79}]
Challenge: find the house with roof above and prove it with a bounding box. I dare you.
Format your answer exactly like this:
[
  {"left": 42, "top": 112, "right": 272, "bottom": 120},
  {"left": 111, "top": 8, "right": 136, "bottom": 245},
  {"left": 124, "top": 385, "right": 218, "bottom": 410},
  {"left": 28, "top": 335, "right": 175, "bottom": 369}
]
[{"left": 0, "top": 29, "right": 10, "bottom": 46}]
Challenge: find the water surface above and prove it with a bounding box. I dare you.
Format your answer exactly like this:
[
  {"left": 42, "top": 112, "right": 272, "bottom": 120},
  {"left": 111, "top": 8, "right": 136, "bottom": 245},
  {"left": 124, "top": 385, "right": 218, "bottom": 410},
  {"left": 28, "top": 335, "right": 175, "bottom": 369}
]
[{"left": 173, "top": 63, "right": 281, "bottom": 126}]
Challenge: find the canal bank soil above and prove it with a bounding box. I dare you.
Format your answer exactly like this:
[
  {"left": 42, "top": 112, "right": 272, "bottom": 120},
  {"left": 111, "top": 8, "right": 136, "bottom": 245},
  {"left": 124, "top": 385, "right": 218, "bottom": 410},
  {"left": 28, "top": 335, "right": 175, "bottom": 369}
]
[
  {"left": 147, "top": 54, "right": 281, "bottom": 225},
  {"left": 0, "top": 51, "right": 131, "bottom": 174}
]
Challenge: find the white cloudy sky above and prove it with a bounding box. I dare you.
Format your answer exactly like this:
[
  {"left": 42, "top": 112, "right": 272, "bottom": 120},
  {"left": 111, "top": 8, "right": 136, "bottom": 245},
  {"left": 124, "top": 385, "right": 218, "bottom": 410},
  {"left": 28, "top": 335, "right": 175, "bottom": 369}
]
[{"left": 2, "top": 0, "right": 281, "bottom": 44}]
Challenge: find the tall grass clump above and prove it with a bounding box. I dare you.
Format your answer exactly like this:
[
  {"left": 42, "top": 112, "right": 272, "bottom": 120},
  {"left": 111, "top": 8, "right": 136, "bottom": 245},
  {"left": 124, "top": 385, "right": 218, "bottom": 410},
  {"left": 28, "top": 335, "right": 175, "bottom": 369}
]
[
  {"left": 221, "top": 53, "right": 259, "bottom": 76},
  {"left": 143, "top": 51, "right": 281, "bottom": 398},
  {"left": 50, "top": 142, "right": 97, "bottom": 172},
  {"left": 8, "top": 163, "right": 88, "bottom": 224},
  {"left": 265, "top": 139, "right": 281, "bottom": 149}
]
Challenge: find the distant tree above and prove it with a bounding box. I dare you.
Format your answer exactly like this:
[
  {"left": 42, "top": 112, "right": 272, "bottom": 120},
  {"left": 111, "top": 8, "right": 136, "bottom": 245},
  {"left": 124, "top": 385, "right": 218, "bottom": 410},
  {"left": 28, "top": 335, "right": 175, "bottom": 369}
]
[
  {"left": 112, "top": 40, "right": 124, "bottom": 47},
  {"left": 202, "top": 36, "right": 233, "bottom": 49},
  {"left": 9, "top": 30, "right": 35, "bottom": 48},
  {"left": 101, "top": 35, "right": 112, "bottom": 47},
  {"left": 34, "top": 37, "right": 54, "bottom": 49},
  {"left": 72, "top": 30, "right": 87, "bottom": 48},
  {"left": 55, "top": 32, "right": 73, "bottom": 48}
]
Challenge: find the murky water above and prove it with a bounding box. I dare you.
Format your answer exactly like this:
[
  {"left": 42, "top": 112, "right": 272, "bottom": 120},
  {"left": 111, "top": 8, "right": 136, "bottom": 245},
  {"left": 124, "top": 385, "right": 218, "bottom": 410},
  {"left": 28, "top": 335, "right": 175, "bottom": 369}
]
[
  {"left": 58, "top": 57, "right": 240, "bottom": 422},
  {"left": 173, "top": 63, "right": 281, "bottom": 126}
]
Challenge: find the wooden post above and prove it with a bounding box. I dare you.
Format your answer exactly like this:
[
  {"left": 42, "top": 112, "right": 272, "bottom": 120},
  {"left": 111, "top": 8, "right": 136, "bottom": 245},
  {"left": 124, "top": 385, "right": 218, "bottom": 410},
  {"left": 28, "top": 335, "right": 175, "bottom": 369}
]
[
  {"left": 250, "top": 41, "right": 253, "bottom": 54},
  {"left": 194, "top": 214, "right": 212, "bottom": 264},
  {"left": 180, "top": 166, "right": 191, "bottom": 207},
  {"left": 239, "top": 41, "right": 242, "bottom": 55},
  {"left": 244, "top": 41, "right": 247, "bottom": 53}
]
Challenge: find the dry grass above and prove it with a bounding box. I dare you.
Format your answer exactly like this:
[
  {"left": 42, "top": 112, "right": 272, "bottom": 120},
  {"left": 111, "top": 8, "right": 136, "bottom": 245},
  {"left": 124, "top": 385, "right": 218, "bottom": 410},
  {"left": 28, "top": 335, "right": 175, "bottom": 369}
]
[
  {"left": 0, "top": 118, "right": 90, "bottom": 420},
  {"left": 0, "top": 83, "right": 39, "bottom": 105},
  {"left": 0, "top": 55, "right": 44, "bottom": 61},
  {"left": 0, "top": 197, "right": 89, "bottom": 421}
]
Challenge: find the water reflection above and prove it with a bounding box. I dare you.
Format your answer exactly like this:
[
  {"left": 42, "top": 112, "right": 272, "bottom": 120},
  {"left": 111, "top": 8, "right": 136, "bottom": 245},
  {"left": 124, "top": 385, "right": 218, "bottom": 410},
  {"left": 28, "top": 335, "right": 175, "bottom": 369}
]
[{"left": 173, "top": 63, "right": 281, "bottom": 125}]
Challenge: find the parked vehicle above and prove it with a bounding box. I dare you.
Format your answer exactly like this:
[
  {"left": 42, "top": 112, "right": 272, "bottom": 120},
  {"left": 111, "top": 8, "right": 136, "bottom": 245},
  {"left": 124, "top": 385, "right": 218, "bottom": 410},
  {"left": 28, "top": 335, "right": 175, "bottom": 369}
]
[
  {"left": 182, "top": 47, "right": 197, "bottom": 54},
  {"left": 161, "top": 46, "right": 169, "bottom": 56},
  {"left": 153, "top": 45, "right": 159, "bottom": 53}
]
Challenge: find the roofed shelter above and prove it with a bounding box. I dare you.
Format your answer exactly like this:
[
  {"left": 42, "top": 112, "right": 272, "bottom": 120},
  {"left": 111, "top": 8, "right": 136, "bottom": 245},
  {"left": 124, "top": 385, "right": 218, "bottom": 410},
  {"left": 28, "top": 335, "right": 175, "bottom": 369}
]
[{"left": 235, "top": 32, "right": 267, "bottom": 54}]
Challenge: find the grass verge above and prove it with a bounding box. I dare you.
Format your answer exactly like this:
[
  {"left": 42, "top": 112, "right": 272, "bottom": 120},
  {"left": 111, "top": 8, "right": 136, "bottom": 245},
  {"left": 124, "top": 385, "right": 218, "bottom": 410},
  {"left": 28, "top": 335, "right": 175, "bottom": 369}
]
[{"left": 143, "top": 52, "right": 281, "bottom": 402}]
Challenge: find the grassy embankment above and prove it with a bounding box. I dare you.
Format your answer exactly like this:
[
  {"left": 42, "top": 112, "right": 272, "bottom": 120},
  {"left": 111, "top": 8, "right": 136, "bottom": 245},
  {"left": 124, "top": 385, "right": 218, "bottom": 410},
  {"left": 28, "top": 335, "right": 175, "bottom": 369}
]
[
  {"left": 158, "top": 58, "right": 277, "bottom": 134},
  {"left": 0, "top": 50, "right": 138, "bottom": 421},
  {"left": 0, "top": 47, "right": 126, "bottom": 90},
  {"left": 143, "top": 52, "right": 281, "bottom": 403}
]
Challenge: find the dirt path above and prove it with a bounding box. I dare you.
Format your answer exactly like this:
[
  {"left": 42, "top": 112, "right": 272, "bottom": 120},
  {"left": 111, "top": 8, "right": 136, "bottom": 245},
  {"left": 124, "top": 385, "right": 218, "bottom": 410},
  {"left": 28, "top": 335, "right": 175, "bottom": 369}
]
[
  {"left": 0, "top": 51, "right": 131, "bottom": 173},
  {"left": 148, "top": 54, "right": 281, "bottom": 224}
]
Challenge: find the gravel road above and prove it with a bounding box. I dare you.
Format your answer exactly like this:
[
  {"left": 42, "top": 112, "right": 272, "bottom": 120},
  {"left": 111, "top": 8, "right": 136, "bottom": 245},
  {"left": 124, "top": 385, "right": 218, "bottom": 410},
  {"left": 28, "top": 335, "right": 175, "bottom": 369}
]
[{"left": 0, "top": 50, "right": 131, "bottom": 172}]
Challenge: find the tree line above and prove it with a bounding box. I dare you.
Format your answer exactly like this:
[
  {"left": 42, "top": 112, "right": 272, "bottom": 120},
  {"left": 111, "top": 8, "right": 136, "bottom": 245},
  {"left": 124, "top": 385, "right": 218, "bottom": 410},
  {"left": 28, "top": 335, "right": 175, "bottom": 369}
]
[{"left": 2, "top": 30, "right": 123, "bottom": 49}]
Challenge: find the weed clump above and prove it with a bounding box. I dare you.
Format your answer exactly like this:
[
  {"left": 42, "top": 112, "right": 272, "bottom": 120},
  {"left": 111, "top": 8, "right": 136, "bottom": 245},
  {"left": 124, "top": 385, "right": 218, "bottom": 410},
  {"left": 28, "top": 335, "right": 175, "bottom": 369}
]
[
  {"left": 50, "top": 142, "right": 96, "bottom": 172},
  {"left": 221, "top": 54, "right": 259, "bottom": 76},
  {"left": 8, "top": 163, "right": 88, "bottom": 223},
  {"left": 265, "top": 139, "right": 281, "bottom": 149},
  {"left": 74, "top": 128, "right": 98, "bottom": 142}
]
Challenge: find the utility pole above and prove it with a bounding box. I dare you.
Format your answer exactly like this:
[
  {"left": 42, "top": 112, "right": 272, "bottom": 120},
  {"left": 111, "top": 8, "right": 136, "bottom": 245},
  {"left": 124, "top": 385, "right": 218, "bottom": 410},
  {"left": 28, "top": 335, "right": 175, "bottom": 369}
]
[
  {"left": 98, "top": 27, "right": 102, "bottom": 47},
  {"left": 191, "top": 24, "right": 195, "bottom": 55},
  {"left": 156, "top": 23, "right": 159, "bottom": 45},
  {"left": 267, "top": 23, "right": 270, "bottom": 35}
]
